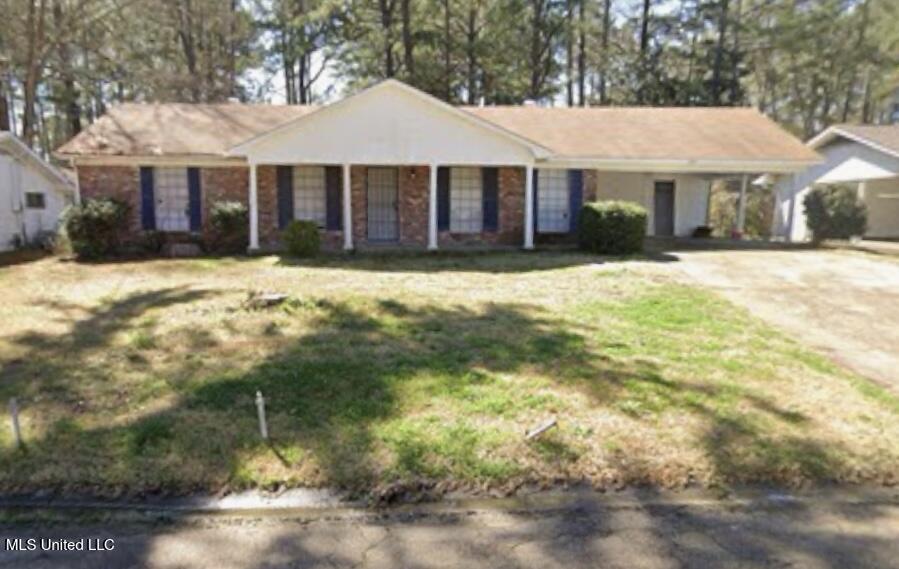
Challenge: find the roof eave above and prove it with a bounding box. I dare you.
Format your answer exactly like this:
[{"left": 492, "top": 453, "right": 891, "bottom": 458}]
[
  {"left": 539, "top": 156, "right": 822, "bottom": 174},
  {"left": 809, "top": 126, "right": 899, "bottom": 161},
  {"left": 1, "top": 133, "right": 75, "bottom": 190}
]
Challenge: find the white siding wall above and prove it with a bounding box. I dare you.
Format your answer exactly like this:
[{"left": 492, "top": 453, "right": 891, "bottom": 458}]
[
  {"left": 243, "top": 84, "right": 534, "bottom": 166},
  {"left": 0, "top": 155, "right": 23, "bottom": 251},
  {"left": 594, "top": 171, "right": 710, "bottom": 237},
  {"left": 864, "top": 177, "right": 899, "bottom": 238},
  {"left": 774, "top": 139, "right": 899, "bottom": 241},
  {"left": 0, "top": 151, "right": 72, "bottom": 251}
]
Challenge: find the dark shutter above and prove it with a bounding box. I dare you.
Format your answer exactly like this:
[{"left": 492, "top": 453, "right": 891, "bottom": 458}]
[
  {"left": 532, "top": 169, "right": 539, "bottom": 234},
  {"left": 277, "top": 166, "right": 294, "bottom": 229},
  {"left": 482, "top": 167, "right": 499, "bottom": 232},
  {"left": 568, "top": 169, "right": 583, "bottom": 233},
  {"left": 437, "top": 166, "right": 450, "bottom": 231},
  {"left": 188, "top": 167, "right": 202, "bottom": 232},
  {"left": 325, "top": 166, "right": 342, "bottom": 230},
  {"left": 139, "top": 167, "right": 156, "bottom": 230}
]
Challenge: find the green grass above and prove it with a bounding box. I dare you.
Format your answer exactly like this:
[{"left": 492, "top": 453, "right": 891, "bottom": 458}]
[{"left": 1, "top": 251, "right": 898, "bottom": 496}]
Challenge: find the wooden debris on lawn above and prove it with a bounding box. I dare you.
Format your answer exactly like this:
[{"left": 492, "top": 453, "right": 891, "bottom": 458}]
[
  {"left": 244, "top": 291, "right": 290, "bottom": 310},
  {"left": 525, "top": 418, "right": 557, "bottom": 440}
]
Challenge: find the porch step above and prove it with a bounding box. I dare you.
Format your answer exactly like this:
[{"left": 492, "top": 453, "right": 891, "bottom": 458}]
[{"left": 164, "top": 243, "right": 204, "bottom": 258}]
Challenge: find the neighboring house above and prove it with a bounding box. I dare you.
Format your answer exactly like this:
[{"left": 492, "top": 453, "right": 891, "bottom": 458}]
[
  {"left": 1, "top": 132, "right": 76, "bottom": 252},
  {"left": 56, "top": 80, "right": 817, "bottom": 252},
  {"left": 773, "top": 125, "right": 899, "bottom": 242}
]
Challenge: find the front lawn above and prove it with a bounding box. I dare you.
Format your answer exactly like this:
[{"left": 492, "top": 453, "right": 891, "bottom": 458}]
[{"left": 1, "top": 252, "right": 897, "bottom": 497}]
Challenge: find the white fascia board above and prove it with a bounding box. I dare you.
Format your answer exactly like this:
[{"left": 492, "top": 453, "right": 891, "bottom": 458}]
[
  {"left": 1, "top": 133, "right": 74, "bottom": 191},
  {"left": 537, "top": 156, "right": 820, "bottom": 174},
  {"left": 809, "top": 127, "right": 899, "bottom": 161},
  {"left": 63, "top": 155, "right": 247, "bottom": 167}
]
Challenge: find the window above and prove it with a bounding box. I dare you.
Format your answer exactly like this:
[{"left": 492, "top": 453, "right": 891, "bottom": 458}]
[
  {"left": 450, "top": 167, "right": 483, "bottom": 233},
  {"left": 25, "top": 192, "right": 46, "bottom": 209},
  {"left": 537, "top": 169, "right": 569, "bottom": 233},
  {"left": 293, "top": 166, "right": 327, "bottom": 227},
  {"left": 154, "top": 167, "right": 190, "bottom": 231}
]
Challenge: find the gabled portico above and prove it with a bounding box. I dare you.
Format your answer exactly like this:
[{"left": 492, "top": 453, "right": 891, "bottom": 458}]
[{"left": 229, "top": 80, "right": 551, "bottom": 252}]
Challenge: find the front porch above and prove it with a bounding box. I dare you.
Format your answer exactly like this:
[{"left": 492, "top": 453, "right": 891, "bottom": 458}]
[{"left": 248, "top": 163, "right": 596, "bottom": 252}]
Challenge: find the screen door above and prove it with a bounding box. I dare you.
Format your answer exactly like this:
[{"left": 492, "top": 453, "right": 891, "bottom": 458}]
[{"left": 367, "top": 167, "right": 399, "bottom": 241}]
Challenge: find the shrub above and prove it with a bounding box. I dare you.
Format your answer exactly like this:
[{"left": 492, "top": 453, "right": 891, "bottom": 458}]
[
  {"left": 62, "top": 198, "right": 130, "bottom": 259},
  {"left": 282, "top": 220, "right": 320, "bottom": 257},
  {"left": 207, "top": 200, "right": 249, "bottom": 254},
  {"left": 803, "top": 185, "right": 867, "bottom": 242},
  {"left": 138, "top": 230, "right": 166, "bottom": 255},
  {"left": 578, "top": 200, "right": 647, "bottom": 255}
]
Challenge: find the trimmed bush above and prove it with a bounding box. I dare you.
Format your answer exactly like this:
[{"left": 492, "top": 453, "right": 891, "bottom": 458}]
[
  {"left": 803, "top": 185, "right": 867, "bottom": 242},
  {"left": 207, "top": 200, "right": 249, "bottom": 254},
  {"left": 578, "top": 200, "right": 647, "bottom": 255},
  {"left": 282, "top": 220, "right": 321, "bottom": 257},
  {"left": 62, "top": 198, "right": 130, "bottom": 259}
]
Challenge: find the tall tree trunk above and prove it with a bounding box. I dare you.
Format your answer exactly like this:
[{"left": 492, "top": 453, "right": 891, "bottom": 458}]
[
  {"left": 841, "top": 0, "right": 869, "bottom": 122},
  {"left": 528, "top": 0, "right": 546, "bottom": 99},
  {"left": 728, "top": 0, "right": 742, "bottom": 104},
  {"left": 0, "top": 45, "right": 11, "bottom": 132},
  {"left": 466, "top": 2, "right": 479, "bottom": 105},
  {"left": 637, "top": 0, "right": 651, "bottom": 103},
  {"left": 22, "top": 0, "right": 48, "bottom": 147},
  {"left": 639, "top": 0, "right": 650, "bottom": 56},
  {"left": 53, "top": 0, "right": 81, "bottom": 138},
  {"left": 443, "top": 0, "right": 451, "bottom": 99},
  {"left": 227, "top": 0, "right": 239, "bottom": 97},
  {"left": 401, "top": 0, "right": 414, "bottom": 81},
  {"left": 175, "top": 0, "right": 200, "bottom": 101},
  {"left": 566, "top": 0, "right": 574, "bottom": 106},
  {"left": 599, "top": 0, "right": 610, "bottom": 104},
  {"left": 710, "top": 0, "right": 730, "bottom": 105},
  {"left": 379, "top": 0, "right": 396, "bottom": 77},
  {"left": 577, "top": 0, "right": 585, "bottom": 106}
]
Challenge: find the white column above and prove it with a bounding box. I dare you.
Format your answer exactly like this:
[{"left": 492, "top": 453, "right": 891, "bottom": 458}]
[
  {"left": 736, "top": 173, "right": 749, "bottom": 235},
  {"left": 858, "top": 180, "right": 867, "bottom": 201},
  {"left": 249, "top": 163, "right": 260, "bottom": 251},
  {"left": 343, "top": 163, "right": 353, "bottom": 250},
  {"left": 524, "top": 165, "right": 535, "bottom": 249},
  {"left": 428, "top": 164, "right": 439, "bottom": 250},
  {"left": 785, "top": 176, "right": 797, "bottom": 243}
]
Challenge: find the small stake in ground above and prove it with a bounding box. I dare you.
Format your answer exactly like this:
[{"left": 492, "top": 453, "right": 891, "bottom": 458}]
[
  {"left": 256, "top": 390, "right": 269, "bottom": 440},
  {"left": 9, "top": 398, "right": 22, "bottom": 448}
]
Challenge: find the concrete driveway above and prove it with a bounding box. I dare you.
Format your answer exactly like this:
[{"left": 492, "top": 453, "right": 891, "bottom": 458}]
[{"left": 673, "top": 248, "right": 899, "bottom": 389}]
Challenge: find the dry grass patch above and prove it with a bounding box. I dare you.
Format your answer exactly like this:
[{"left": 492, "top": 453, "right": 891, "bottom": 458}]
[{"left": 0, "top": 252, "right": 897, "bottom": 497}]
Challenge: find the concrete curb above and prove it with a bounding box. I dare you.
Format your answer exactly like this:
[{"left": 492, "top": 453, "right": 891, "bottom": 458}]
[{"left": 2, "top": 486, "right": 898, "bottom": 521}]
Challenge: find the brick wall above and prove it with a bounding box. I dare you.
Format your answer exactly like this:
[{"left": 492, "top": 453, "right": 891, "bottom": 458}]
[
  {"left": 76, "top": 165, "right": 141, "bottom": 233},
  {"left": 398, "top": 166, "right": 429, "bottom": 246},
  {"left": 257, "top": 165, "right": 344, "bottom": 250},
  {"left": 438, "top": 166, "right": 525, "bottom": 247},
  {"left": 76, "top": 163, "right": 597, "bottom": 251},
  {"left": 584, "top": 169, "right": 598, "bottom": 202},
  {"left": 201, "top": 167, "right": 248, "bottom": 241}
]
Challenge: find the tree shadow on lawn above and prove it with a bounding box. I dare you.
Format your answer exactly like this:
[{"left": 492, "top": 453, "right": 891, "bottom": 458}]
[
  {"left": 0, "top": 287, "right": 216, "bottom": 404},
  {"left": 0, "top": 288, "right": 846, "bottom": 497},
  {"left": 275, "top": 248, "right": 679, "bottom": 274}
]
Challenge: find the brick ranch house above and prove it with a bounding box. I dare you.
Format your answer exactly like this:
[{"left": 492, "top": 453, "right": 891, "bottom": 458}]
[{"left": 56, "top": 80, "right": 819, "bottom": 252}]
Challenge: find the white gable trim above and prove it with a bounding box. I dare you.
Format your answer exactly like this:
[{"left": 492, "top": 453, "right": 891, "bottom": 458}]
[
  {"left": 0, "top": 133, "right": 74, "bottom": 192},
  {"left": 228, "top": 79, "right": 552, "bottom": 160},
  {"left": 808, "top": 126, "right": 899, "bottom": 161}
]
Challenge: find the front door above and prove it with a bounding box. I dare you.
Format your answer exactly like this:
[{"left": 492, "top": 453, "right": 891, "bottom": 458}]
[
  {"left": 367, "top": 167, "right": 399, "bottom": 241},
  {"left": 155, "top": 167, "right": 191, "bottom": 232},
  {"left": 653, "top": 181, "right": 675, "bottom": 237}
]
